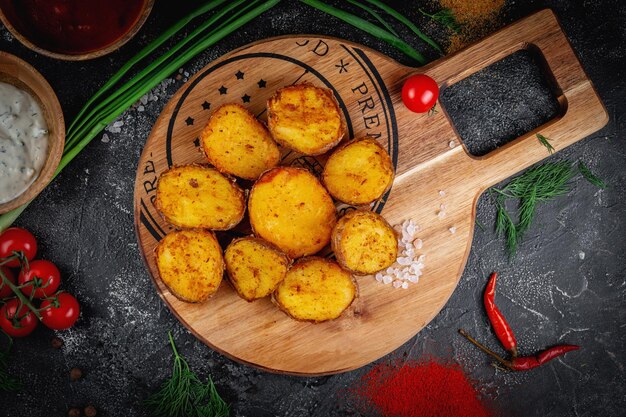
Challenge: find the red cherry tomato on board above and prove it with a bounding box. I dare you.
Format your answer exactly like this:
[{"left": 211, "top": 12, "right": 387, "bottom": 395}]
[
  {"left": 18, "top": 260, "right": 61, "bottom": 299},
  {"left": 0, "top": 267, "right": 16, "bottom": 298},
  {"left": 40, "top": 292, "right": 80, "bottom": 330},
  {"left": 0, "top": 298, "right": 38, "bottom": 337},
  {"left": 0, "top": 227, "right": 38, "bottom": 268},
  {"left": 401, "top": 74, "right": 439, "bottom": 113}
]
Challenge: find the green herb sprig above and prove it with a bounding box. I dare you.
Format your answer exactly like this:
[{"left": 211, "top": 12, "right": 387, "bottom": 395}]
[
  {"left": 345, "top": 0, "right": 399, "bottom": 37},
  {"left": 145, "top": 332, "right": 229, "bottom": 417},
  {"left": 578, "top": 161, "right": 607, "bottom": 189},
  {"left": 492, "top": 160, "right": 606, "bottom": 256},
  {"left": 419, "top": 8, "right": 461, "bottom": 33},
  {"left": 300, "top": 0, "right": 427, "bottom": 64},
  {"left": 536, "top": 133, "right": 555, "bottom": 154}
]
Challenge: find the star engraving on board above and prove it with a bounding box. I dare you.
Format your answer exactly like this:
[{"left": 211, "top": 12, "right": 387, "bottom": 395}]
[
  {"left": 335, "top": 59, "right": 350, "bottom": 74},
  {"left": 257, "top": 79, "right": 267, "bottom": 88},
  {"left": 185, "top": 116, "right": 194, "bottom": 126},
  {"left": 235, "top": 70, "right": 245, "bottom": 80},
  {"left": 201, "top": 101, "right": 211, "bottom": 110},
  {"left": 218, "top": 85, "right": 228, "bottom": 95},
  {"left": 241, "top": 94, "right": 251, "bottom": 103},
  {"left": 193, "top": 137, "right": 200, "bottom": 147}
]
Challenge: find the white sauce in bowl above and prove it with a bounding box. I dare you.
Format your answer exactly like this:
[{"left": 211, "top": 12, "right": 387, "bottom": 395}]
[{"left": 0, "top": 82, "right": 49, "bottom": 204}]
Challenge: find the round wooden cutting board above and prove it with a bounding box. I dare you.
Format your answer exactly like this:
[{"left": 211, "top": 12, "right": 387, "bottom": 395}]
[{"left": 134, "top": 9, "right": 607, "bottom": 375}]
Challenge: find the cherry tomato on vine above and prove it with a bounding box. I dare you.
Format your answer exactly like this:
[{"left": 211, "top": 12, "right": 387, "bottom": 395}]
[
  {"left": 18, "top": 260, "right": 61, "bottom": 299},
  {"left": 0, "top": 298, "right": 38, "bottom": 337},
  {"left": 0, "top": 227, "right": 38, "bottom": 268},
  {"left": 401, "top": 74, "right": 439, "bottom": 113},
  {"left": 0, "top": 267, "right": 16, "bottom": 298},
  {"left": 40, "top": 293, "right": 80, "bottom": 330}
]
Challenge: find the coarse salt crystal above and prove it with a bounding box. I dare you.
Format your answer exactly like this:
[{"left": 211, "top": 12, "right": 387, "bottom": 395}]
[
  {"left": 401, "top": 282, "right": 409, "bottom": 289},
  {"left": 438, "top": 210, "right": 446, "bottom": 219},
  {"left": 397, "top": 257, "right": 411, "bottom": 266},
  {"left": 386, "top": 267, "right": 395, "bottom": 275},
  {"left": 375, "top": 273, "right": 383, "bottom": 282},
  {"left": 408, "top": 275, "right": 419, "bottom": 283},
  {"left": 449, "top": 140, "right": 457, "bottom": 148},
  {"left": 101, "top": 133, "right": 110, "bottom": 143},
  {"left": 407, "top": 223, "right": 417, "bottom": 237},
  {"left": 409, "top": 263, "right": 422, "bottom": 275},
  {"left": 417, "top": 254, "right": 426, "bottom": 262},
  {"left": 439, "top": 190, "right": 446, "bottom": 197},
  {"left": 392, "top": 280, "right": 403, "bottom": 288},
  {"left": 404, "top": 248, "right": 415, "bottom": 258},
  {"left": 382, "top": 275, "right": 393, "bottom": 285},
  {"left": 113, "top": 121, "right": 123, "bottom": 128},
  {"left": 414, "top": 239, "right": 423, "bottom": 249},
  {"left": 449, "top": 226, "right": 457, "bottom": 234},
  {"left": 393, "top": 269, "right": 403, "bottom": 278},
  {"left": 137, "top": 105, "right": 145, "bottom": 112}
]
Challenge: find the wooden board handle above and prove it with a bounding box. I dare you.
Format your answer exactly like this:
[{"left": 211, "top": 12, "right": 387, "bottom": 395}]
[{"left": 425, "top": 9, "right": 608, "bottom": 191}]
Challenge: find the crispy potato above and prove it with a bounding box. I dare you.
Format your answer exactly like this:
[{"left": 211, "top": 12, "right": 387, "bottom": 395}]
[
  {"left": 267, "top": 83, "right": 345, "bottom": 155},
  {"left": 155, "top": 229, "right": 224, "bottom": 303},
  {"left": 322, "top": 138, "right": 394, "bottom": 206},
  {"left": 273, "top": 257, "right": 356, "bottom": 322},
  {"left": 155, "top": 164, "right": 245, "bottom": 230},
  {"left": 331, "top": 210, "right": 397, "bottom": 275},
  {"left": 248, "top": 167, "right": 336, "bottom": 258},
  {"left": 225, "top": 237, "right": 290, "bottom": 301},
  {"left": 201, "top": 103, "right": 280, "bottom": 180}
]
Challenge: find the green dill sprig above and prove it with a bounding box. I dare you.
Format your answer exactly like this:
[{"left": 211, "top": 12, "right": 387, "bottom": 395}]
[
  {"left": 145, "top": 332, "right": 229, "bottom": 417},
  {"left": 419, "top": 8, "right": 461, "bottom": 33},
  {"left": 578, "top": 161, "right": 607, "bottom": 189},
  {"left": 491, "top": 160, "right": 606, "bottom": 256},
  {"left": 536, "top": 133, "right": 555, "bottom": 154}
]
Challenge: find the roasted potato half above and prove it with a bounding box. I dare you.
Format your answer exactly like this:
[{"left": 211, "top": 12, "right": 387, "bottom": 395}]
[
  {"left": 267, "top": 83, "right": 345, "bottom": 155},
  {"left": 201, "top": 103, "right": 280, "bottom": 180},
  {"left": 225, "top": 237, "right": 290, "bottom": 301},
  {"left": 331, "top": 210, "right": 398, "bottom": 275},
  {"left": 155, "top": 229, "right": 224, "bottom": 303},
  {"left": 322, "top": 138, "right": 394, "bottom": 206},
  {"left": 155, "top": 164, "right": 245, "bottom": 230},
  {"left": 248, "top": 167, "right": 336, "bottom": 259},
  {"left": 273, "top": 257, "right": 356, "bottom": 322}
]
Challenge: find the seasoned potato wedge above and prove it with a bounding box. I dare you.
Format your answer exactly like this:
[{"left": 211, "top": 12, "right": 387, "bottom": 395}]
[
  {"left": 273, "top": 257, "right": 356, "bottom": 322},
  {"left": 155, "top": 164, "right": 245, "bottom": 230},
  {"left": 225, "top": 237, "right": 290, "bottom": 301},
  {"left": 155, "top": 229, "right": 224, "bottom": 303},
  {"left": 267, "top": 83, "right": 345, "bottom": 155},
  {"left": 248, "top": 167, "right": 336, "bottom": 258},
  {"left": 201, "top": 103, "right": 280, "bottom": 180},
  {"left": 331, "top": 210, "right": 397, "bottom": 275},
  {"left": 322, "top": 138, "right": 394, "bottom": 206}
]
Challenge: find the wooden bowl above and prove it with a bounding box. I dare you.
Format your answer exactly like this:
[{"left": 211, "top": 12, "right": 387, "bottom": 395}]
[
  {"left": 0, "top": 0, "right": 154, "bottom": 61},
  {"left": 0, "top": 52, "right": 65, "bottom": 214}
]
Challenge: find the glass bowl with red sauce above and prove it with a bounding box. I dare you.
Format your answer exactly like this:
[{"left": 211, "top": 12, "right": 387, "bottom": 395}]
[{"left": 0, "top": 0, "right": 154, "bottom": 60}]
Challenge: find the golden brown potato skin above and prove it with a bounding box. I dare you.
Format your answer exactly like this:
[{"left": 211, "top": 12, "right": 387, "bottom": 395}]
[
  {"left": 267, "top": 83, "right": 345, "bottom": 155},
  {"left": 224, "top": 237, "right": 291, "bottom": 301},
  {"left": 331, "top": 210, "right": 398, "bottom": 275},
  {"left": 248, "top": 167, "right": 337, "bottom": 259},
  {"left": 201, "top": 103, "right": 280, "bottom": 180},
  {"left": 272, "top": 257, "right": 356, "bottom": 322},
  {"left": 322, "top": 138, "right": 395, "bottom": 206},
  {"left": 155, "top": 229, "right": 224, "bottom": 303},
  {"left": 155, "top": 164, "right": 245, "bottom": 230}
]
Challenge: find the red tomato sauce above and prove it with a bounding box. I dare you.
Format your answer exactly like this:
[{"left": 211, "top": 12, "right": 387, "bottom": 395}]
[{"left": 0, "top": 0, "right": 145, "bottom": 55}]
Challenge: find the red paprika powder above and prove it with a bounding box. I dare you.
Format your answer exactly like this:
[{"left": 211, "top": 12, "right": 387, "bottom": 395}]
[{"left": 351, "top": 359, "right": 493, "bottom": 417}]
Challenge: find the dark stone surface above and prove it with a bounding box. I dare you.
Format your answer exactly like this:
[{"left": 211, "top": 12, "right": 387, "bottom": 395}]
[{"left": 0, "top": 1, "right": 624, "bottom": 416}]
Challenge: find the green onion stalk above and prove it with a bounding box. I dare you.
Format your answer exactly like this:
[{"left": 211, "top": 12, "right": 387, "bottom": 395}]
[{"left": 0, "top": 0, "right": 280, "bottom": 231}]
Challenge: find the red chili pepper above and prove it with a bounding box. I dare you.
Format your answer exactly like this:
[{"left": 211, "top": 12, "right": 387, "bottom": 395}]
[
  {"left": 483, "top": 272, "right": 518, "bottom": 356},
  {"left": 459, "top": 329, "right": 580, "bottom": 372}
]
